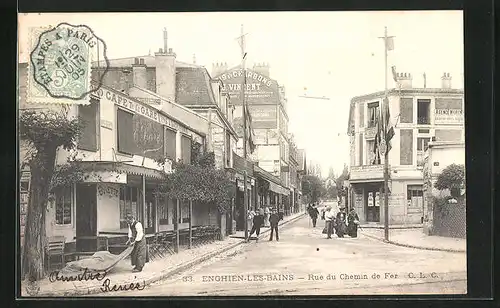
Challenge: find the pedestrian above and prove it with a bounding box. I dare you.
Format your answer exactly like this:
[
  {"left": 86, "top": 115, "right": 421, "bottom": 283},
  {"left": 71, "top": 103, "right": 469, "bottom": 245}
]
[
  {"left": 323, "top": 206, "right": 335, "bottom": 239},
  {"left": 125, "top": 213, "right": 148, "bottom": 272},
  {"left": 247, "top": 208, "right": 265, "bottom": 242},
  {"left": 264, "top": 206, "right": 270, "bottom": 227},
  {"left": 347, "top": 207, "right": 360, "bottom": 238},
  {"left": 309, "top": 204, "right": 320, "bottom": 227},
  {"left": 269, "top": 208, "right": 280, "bottom": 241},
  {"left": 335, "top": 207, "right": 348, "bottom": 238}
]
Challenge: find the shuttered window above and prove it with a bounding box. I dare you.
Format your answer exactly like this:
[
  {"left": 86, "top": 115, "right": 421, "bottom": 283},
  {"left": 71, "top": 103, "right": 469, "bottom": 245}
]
[
  {"left": 165, "top": 128, "right": 177, "bottom": 161},
  {"left": 359, "top": 133, "right": 364, "bottom": 165},
  {"left": 400, "top": 98, "right": 413, "bottom": 123},
  {"left": 400, "top": 129, "right": 414, "bottom": 165},
  {"left": 117, "top": 109, "right": 136, "bottom": 155},
  {"left": 78, "top": 99, "right": 99, "bottom": 151},
  {"left": 181, "top": 135, "right": 192, "bottom": 164}
]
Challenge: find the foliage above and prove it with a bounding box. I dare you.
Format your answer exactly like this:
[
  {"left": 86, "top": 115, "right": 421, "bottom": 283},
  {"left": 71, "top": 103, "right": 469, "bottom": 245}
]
[
  {"left": 19, "top": 108, "right": 83, "bottom": 281},
  {"left": 335, "top": 164, "right": 349, "bottom": 199},
  {"left": 156, "top": 142, "right": 235, "bottom": 213},
  {"left": 301, "top": 175, "right": 325, "bottom": 203},
  {"left": 434, "top": 164, "right": 465, "bottom": 197}
]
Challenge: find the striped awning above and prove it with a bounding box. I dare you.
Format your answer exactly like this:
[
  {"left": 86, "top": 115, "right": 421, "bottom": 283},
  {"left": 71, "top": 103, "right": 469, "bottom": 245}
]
[{"left": 75, "top": 161, "right": 167, "bottom": 180}]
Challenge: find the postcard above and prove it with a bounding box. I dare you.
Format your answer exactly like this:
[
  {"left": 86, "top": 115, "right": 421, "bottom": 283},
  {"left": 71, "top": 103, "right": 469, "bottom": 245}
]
[{"left": 18, "top": 11, "right": 466, "bottom": 297}]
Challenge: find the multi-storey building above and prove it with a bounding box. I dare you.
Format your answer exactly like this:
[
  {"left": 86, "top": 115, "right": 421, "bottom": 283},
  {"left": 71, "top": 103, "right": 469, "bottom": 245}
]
[
  {"left": 346, "top": 72, "right": 464, "bottom": 225},
  {"left": 211, "top": 62, "right": 291, "bottom": 212}
]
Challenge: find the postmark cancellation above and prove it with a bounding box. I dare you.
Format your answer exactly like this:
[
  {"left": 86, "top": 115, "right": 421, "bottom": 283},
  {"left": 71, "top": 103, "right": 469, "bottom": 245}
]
[{"left": 27, "top": 23, "right": 105, "bottom": 105}]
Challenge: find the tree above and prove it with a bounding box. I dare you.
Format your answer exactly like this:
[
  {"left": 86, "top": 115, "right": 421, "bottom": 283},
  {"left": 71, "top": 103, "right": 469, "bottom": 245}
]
[
  {"left": 434, "top": 164, "right": 465, "bottom": 198},
  {"left": 156, "top": 142, "right": 235, "bottom": 213},
  {"left": 19, "top": 109, "right": 83, "bottom": 281},
  {"left": 301, "top": 175, "right": 325, "bottom": 203}
]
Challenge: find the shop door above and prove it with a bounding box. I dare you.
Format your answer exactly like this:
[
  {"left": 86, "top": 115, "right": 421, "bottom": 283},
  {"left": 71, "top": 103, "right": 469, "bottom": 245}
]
[
  {"left": 366, "top": 190, "right": 380, "bottom": 222},
  {"left": 144, "top": 191, "right": 156, "bottom": 234},
  {"left": 76, "top": 184, "right": 98, "bottom": 252}
]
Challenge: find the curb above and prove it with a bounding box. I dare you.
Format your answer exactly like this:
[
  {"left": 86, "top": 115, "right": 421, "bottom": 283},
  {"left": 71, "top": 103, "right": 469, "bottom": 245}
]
[
  {"left": 36, "top": 212, "right": 306, "bottom": 297},
  {"left": 360, "top": 225, "right": 423, "bottom": 230},
  {"left": 361, "top": 232, "right": 466, "bottom": 253}
]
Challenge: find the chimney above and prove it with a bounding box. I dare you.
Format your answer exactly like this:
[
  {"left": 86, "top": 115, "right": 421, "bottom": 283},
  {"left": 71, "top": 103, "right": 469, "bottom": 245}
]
[
  {"left": 155, "top": 29, "right": 176, "bottom": 103},
  {"left": 252, "top": 62, "right": 270, "bottom": 77},
  {"left": 163, "top": 28, "right": 168, "bottom": 54},
  {"left": 132, "top": 58, "right": 147, "bottom": 89},
  {"left": 441, "top": 72, "right": 452, "bottom": 89},
  {"left": 211, "top": 62, "right": 228, "bottom": 77},
  {"left": 396, "top": 72, "right": 412, "bottom": 89}
]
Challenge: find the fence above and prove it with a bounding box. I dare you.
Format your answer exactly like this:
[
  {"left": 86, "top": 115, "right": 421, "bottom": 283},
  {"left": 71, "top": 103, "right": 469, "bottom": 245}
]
[{"left": 432, "top": 196, "right": 466, "bottom": 238}]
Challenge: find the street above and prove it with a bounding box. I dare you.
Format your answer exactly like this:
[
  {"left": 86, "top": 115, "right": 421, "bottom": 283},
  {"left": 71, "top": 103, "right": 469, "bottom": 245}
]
[{"left": 101, "top": 206, "right": 467, "bottom": 296}]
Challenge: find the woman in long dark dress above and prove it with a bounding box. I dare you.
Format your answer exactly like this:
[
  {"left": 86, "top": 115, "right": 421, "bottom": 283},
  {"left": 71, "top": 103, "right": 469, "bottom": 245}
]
[
  {"left": 335, "top": 207, "right": 348, "bottom": 238},
  {"left": 347, "top": 208, "right": 360, "bottom": 238}
]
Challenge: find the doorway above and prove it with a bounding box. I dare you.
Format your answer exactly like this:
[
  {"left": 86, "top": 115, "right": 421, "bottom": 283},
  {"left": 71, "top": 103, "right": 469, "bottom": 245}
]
[
  {"left": 76, "top": 184, "right": 97, "bottom": 251},
  {"left": 144, "top": 190, "right": 156, "bottom": 234},
  {"left": 365, "top": 184, "right": 381, "bottom": 222}
]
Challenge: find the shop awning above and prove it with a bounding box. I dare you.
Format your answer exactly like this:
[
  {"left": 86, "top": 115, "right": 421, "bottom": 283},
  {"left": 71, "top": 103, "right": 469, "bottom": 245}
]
[{"left": 75, "top": 161, "right": 167, "bottom": 180}]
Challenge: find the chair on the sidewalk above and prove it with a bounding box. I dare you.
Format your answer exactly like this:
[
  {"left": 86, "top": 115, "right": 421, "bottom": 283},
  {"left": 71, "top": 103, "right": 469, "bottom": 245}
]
[{"left": 46, "top": 236, "right": 66, "bottom": 271}]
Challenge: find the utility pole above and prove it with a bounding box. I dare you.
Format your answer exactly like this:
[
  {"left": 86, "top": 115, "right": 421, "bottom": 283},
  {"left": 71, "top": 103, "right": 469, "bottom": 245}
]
[
  {"left": 238, "top": 24, "right": 249, "bottom": 241},
  {"left": 379, "top": 26, "right": 394, "bottom": 242}
]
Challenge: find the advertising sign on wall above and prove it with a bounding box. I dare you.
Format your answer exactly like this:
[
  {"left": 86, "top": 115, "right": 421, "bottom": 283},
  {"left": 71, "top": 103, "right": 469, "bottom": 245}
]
[
  {"left": 434, "top": 98, "right": 464, "bottom": 125},
  {"left": 218, "top": 69, "right": 279, "bottom": 105}
]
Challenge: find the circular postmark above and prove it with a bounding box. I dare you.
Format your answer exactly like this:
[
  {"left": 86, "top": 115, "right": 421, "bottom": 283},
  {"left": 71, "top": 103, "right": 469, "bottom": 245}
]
[{"left": 29, "top": 23, "right": 109, "bottom": 101}]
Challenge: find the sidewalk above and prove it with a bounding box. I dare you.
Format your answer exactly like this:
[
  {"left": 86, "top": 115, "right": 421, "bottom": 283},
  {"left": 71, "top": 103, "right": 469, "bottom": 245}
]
[
  {"left": 21, "top": 211, "right": 306, "bottom": 297},
  {"left": 230, "top": 211, "right": 306, "bottom": 240},
  {"left": 360, "top": 228, "right": 466, "bottom": 253}
]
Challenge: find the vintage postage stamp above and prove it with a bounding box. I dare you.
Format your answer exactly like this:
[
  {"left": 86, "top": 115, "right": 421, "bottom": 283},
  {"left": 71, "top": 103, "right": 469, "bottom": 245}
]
[{"left": 27, "top": 23, "right": 108, "bottom": 104}]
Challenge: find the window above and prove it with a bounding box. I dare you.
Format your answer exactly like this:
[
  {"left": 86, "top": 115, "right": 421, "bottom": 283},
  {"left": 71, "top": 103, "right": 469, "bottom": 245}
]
[
  {"left": 366, "top": 140, "right": 376, "bottom": 165},
  {"left": 117, "top": 109, "right": 136, "bottom": 155},
  {"left": 164, "top": 128, "right": 177, "bottom": 161},
  {"left": 367, "top": 102, "right": 380, "bottom": 127},
  {"left": 417, "top": 137, "right": 431, "bottom": 152},
  {"left": 158, "top": 195, "right": 169, "bottom": 225},
  {"left": 119, "top": 186, "right": 138, "bottom": 229},
  {"left": 407, "top": 185, "right": 424, "bottom": 207},
  {"left": 358, "top": 133, "right": 364, "bottom": 165},
  {"left": 400, "top": 129, "right": 413, "bottom": 165},
  {"left": 417, "top": 99, "right": 431, "bottom": 124},
  {"left": 181, "top": 135, "right": 192, "bottom": 164},
  {"left": 179, "top": 200, "right": 190, "bottom": 224},
  {"left": 133, "top": 115, "right": 164, "bottom": 159},
  {"left": 400, "top": 98, "right": 413, "bottom": 123},
  {"left": 78, "top": 99, "right": 99, "bottom": 151},
  {"left": 358, "top": 103, "right": 364, "bottom": 128},
  {"left": 55, "top": 186, "right": 72, "bottom": 225},
  {"left": 225, "top": 132, "right": 231, "bottom": 167}
]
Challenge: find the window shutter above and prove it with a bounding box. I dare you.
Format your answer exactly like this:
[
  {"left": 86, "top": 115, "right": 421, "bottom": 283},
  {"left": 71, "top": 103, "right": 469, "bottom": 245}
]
[
  {"left": 117, "top": 109, "right": 136, "bottom": 155},
  {"left": 181, "top": 135, "right": 192, "bottom": 164},
  {"left": 78, "top": 99, "right": 98, "bottom": 151},
  {"left": 165, "top": 128, "right": 177, "bottom": 161}
]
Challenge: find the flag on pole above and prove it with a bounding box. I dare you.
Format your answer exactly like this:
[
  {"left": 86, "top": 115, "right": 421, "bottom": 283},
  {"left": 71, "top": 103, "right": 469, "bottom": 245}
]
[
  {"left": 382, "top": 97, "right": 395, "bottom": 153},
  {"left": 386, "top": 36, "right": 394, "bottom": 51},
  {"left": 372, "top": 117, "right": 382, "bottom": 165},
  {"left": 391, "top": 66, "right": 398, "bottom": 83}
]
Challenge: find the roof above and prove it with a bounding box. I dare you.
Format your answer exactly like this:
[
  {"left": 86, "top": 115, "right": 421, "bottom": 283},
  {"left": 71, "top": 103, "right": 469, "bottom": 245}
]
[
  {"left": 92, "top": 55, "right": 204, "bottom": 69},
  {"left": 176, "top": 66, "right": 217, "bottom": 106}
]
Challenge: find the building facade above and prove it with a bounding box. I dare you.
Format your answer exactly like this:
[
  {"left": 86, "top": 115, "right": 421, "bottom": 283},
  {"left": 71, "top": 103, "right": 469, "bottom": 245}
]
[
  {"left": 346, "top": 72, "right": 464, "bottom": 225},
  {"left": 212, "top": 62, "right": 291, "bottom": 213},
  {"left": 19, "top": 62, "right": 211, "bottom": 250}
]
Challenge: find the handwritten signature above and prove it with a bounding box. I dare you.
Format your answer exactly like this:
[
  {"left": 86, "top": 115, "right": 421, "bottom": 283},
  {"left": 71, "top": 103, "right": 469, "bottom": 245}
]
[
  {"left": 101, "top": 278, "right": 146, "bottom": 292},
  {"left": 49, "top": 268, "right": 107, "bottom": 283}
]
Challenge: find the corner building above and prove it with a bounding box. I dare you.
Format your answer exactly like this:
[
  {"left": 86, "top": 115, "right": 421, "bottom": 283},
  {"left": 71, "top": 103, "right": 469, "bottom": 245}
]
[{"left": 346, "top": 72, "right": 464, "bottom": 225}]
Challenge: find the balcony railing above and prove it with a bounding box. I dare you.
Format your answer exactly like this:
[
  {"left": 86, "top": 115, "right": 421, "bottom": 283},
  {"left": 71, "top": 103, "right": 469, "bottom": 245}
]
[{"left": 417, "top": 116, "right": 430, "bottom": 125}]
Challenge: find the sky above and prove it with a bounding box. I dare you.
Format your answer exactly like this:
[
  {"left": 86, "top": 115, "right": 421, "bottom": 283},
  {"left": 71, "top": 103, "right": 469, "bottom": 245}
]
[{"left": 18, "top": 11, "right": 464, "bottom": 176}]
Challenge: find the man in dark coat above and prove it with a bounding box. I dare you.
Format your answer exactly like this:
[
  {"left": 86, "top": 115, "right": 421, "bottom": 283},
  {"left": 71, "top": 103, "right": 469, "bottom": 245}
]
[
  {"left": 125, "top": 213, "right": 149, "bottom": 272},
  {"left": 247, "top": 208, "right": 265, "bottom": 242},
  {"left": 347, "top": 208, "right": 360, "bottom": 237},
  {"left": 269, "top": 208, "right": 280, "bottom": 241},
  {"left": 335, "top": 207, "right": 348, "bottom": 238},
  {"left": 308, "top": 204, "right": 320, "bottom": 227}
]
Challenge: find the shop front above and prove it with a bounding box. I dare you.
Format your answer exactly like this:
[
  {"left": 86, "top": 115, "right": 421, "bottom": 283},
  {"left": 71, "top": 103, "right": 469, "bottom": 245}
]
[{"left": 350, "top": 181, "right": 384, "bottom": 224}]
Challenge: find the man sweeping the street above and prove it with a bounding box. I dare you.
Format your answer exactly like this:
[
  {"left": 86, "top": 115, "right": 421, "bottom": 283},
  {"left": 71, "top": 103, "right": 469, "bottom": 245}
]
[{"left": 125, "top": 213, "right": 148, "bottom": 272}]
